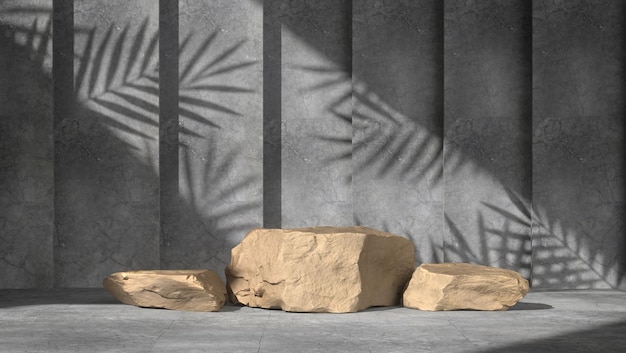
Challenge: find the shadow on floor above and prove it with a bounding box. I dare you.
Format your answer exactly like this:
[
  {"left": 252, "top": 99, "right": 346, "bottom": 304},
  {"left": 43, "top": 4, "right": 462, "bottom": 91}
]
[
  {"left": 0, "top": 288, "right": 552, "bottom": 312},
  {"left": 0, "top": 288, "right": 250, "bottom": 311},
  {"left": 0, "top": 288, "right": 118, "bottom": 308},
  {"left": 509, "top": 302, "right": 553, "bottom": 310},
  {"left": 476, "top": 320, "right": 626, "bottom": 352}
]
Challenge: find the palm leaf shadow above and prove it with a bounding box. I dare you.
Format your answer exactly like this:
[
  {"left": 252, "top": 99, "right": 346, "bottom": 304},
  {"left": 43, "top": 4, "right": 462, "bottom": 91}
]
[
  {"left": 0, "top": 7, "right": 56, "bottom": 286},
  {"left": 73, "top": 19, "right": 258, "bottom": 137},
  {"left": 443, "top": 214, "right": 481, "bottom": 264},
  {"left": 295, "top": 64, "right": 444, "bottom": 188},
  {"left": 0, "top": 9, "right": 53, "bottom": 73},
  {"left": 476, "top": 187, "right": 533, "bottom": 276},
  {"left": 4, "top": 5, "right": 623, "bottom": 289},
  {"left": 167, "top": 137, "right": 261, "bottom": 268},
  {"left": 1, "top": 6, "right": 262, "bottom": 279},
  {"left": 71, "top": 18, "right": 261, "bottom": 270},
  {"left": 531, "top": 206, "right": 616, "bottom": 289},
  {"left": 452, "top": 186, "right": 609, "bottom": 288},
  {"left": 297, "top": 54, "right": 618, "bottom": 288},
  {"left": 441, "top": 186, "right": 532, "bottom": 278}
]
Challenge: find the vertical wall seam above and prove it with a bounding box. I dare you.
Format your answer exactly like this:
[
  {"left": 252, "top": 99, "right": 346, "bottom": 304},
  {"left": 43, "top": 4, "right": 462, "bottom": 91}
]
[
  {"left": 529, "top": 0, "right": 534, "bottom": 287},
  {"left": 263, "top": 0, "right": 282, "bottom": 228},
  {"left": 159, "top": 0, "right": 179, "bottom": 268},
  {"left": 350, "top": 0, "right": 355, "bottom": 226},
  {"left": 52, "top": 0, "right": 74, "bottom": 288},
  {"left": 440, "top": 0, "right": 446, "bottom": 263}
]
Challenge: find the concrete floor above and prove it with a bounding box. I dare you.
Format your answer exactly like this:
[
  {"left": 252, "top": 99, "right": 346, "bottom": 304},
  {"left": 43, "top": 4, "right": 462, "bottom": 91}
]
[{"left": 0, "top": 289, "right": 625, "bottom": 352}]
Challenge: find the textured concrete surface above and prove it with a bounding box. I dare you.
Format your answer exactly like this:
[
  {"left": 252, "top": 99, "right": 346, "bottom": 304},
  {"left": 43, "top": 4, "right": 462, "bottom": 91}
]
[
  {"left": 262, "top": 0, "right": 282, "bottom": 228},
  {"left": 54, "top": 0, "right": 161, "bottom": 287},
  {"left": 0, "top": 289, "right": 625, "bottom": 352},
  {"left": 279, "top": 0, "right": 353, "bottom": 228},
  {"left": 0, "top": 0, "right": 625, "bottom": 290},
  {"left": 532, "top": 0, "right": 626, "bottom": 289},
  {"left": 0, "top": 0, "right": 54, "bottom": 288},
  {"left": 352, "top": 0, "right": 444, "bottom": 264},
  {"left": 443, "top": 0, "right": 533, "bottom": 277},
  {"left": 159, "top": 0, "right": 263, "bottom": 273}
]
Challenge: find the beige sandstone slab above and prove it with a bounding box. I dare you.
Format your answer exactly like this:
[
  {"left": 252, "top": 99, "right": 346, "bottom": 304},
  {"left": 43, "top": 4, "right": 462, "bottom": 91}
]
[
  {"left": 403, "top": 263, "right": 529, "bottom": 311},
  {"left": 103, "top": 269, "right": 227, "bottom": 312},
  {"left": 225, "top": 226, "right": 416, "bottom": 313}
]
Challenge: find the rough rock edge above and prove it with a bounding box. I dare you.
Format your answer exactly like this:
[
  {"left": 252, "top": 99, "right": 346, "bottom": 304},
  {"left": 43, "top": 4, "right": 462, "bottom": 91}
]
[
  {"left": 103, "top": 269, "right": 227, "bottom": 312},
  {"left": 226, "top": 226, "right": 416, "bottom": 313},
  {"left": 403, "top": 263, "right": 529, "bottom": 311}
]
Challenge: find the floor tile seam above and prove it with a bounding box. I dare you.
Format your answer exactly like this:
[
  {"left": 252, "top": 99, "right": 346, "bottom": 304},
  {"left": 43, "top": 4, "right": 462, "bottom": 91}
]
[
  {"left": 255, "top": 309, "right": 273, "bottom": 353},
  {"left": 442, "top": 312, "right": 481, "bottom": 350},
  {"left": 146, "top": 312, "right": 184, "bottom": 352}
]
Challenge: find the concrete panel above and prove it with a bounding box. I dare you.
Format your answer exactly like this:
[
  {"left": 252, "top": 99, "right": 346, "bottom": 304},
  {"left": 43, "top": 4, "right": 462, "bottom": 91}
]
[
  {"left": 443, "top": 0, "right": 532, "bottom": 277},
  {"left": 159, "top": 0, "right": 263, "bottom": 272},
  {"left": 279, "top": 0, "right": 352, "bottom": 228},
  {"left": 0, "top": 0, "right": 54, "bottom": 288},
  {"left": 262, "top": 0, "right": 282, "bottom": 228},
  {"left": 532, "top": 0, "right": 626, "bottom": 289},
  {"left": 352, "top": 0, "right": 444, "bottom": 264},
  {"left": 54, "top": 0, "right": 160, "bottom": 287}
]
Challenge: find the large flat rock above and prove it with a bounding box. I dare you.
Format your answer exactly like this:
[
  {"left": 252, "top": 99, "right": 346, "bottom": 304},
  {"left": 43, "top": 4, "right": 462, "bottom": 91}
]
[
  {"left": 403, "top": 263, "right": 529, "bottom": 311},
  {"left": 225, "top": 226, "right": 416, "bottom": 313},
  {"left": 103, "top": 270, "right": 227, "bottom": 312}
]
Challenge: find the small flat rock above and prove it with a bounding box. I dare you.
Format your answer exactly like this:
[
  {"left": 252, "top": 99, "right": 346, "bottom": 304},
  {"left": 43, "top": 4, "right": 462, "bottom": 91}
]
[
  {"left": 225, "top": 226, "right": 416, "bottom": 313},
  {"left": 103, "top": 270, "right": 227, "bottom": 312},
  {"left": 403, "top": 263, "right": 529, "bottom": 311}
]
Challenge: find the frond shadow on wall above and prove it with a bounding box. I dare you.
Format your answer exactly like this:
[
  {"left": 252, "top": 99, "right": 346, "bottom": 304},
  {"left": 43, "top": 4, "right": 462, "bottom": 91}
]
[
  {"left": 287, "top": 4, "right": 624, "bottom": 290},
  {"left": 0, "top": 3, "right": 260, "bottom": 285},
  {"left": 2, "top": 2, "right": 624, "bottom": 290},
  {"left": 531, "top": 204, "right": 621, "bottom": 289},
  {"left": 0, "top": 7, "right": 56, "bottom": 288},
  {"left": 444, "top": 184, "right": 616, "bottom": 288},
  {"left": 442, "top": 186, "right": 533, "bottom": 281},
  {"left": 293, "top": 64, "right": 444, "bottom": 188},
  {"left": 74, "top": 21, "right": 256, "bottom": 135},
  {"left": 70, "top": 14, "right": 261, "bottom": 275},
  {"left": 0, "top": 10, "right": 52, "bottom": 71}
]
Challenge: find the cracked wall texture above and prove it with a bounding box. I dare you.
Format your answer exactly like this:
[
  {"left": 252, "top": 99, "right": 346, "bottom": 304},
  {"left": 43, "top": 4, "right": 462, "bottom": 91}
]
[
  {"left": 0, "top": 0, "right": 54, "bottom": 288},
  {"left": 279, "top": 0, "right": 353, "bottom": 228},
  {"left": 443, "top": 0, "right": 533, "bottom": 277},
  {"left": 353, "top": 0, "right": 444, "bottom": 265},
  {"left": 54, "top": 0, "right": 161, "bottom": 287},
  {"left": 532, "top": 0, "right": 625, "bottom": 289},
  {"left": 0, "top": 0, "right": 624, "bottom": 289},
  {"left": 159, "top": 0, "right": 263, "bottom": 273}
]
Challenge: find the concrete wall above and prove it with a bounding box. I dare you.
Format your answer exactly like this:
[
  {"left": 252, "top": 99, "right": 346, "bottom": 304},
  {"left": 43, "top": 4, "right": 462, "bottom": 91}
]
[
  {"left": 0, "top": 0, "right": 624, "bottom": 289},
  {"left": 532, "top": 0, "right": 626, "bottom": 289},
  {"left": 443, "top": 0, "right": 533, "bottom": 277},
  {"left": 353, "top": 0, "right": 444, "bottom": 264},
  {"left": 159, "top": 0, "right": 263, "bottom": 272},
  {"left": 0, "top": 0, "right": 54, "bottom": 288},
  {"left": 52, "top": 0, "right": 161, "bottom": 287},
  {"left": 278, "top": 0, "right": 353, "bottom": 228}
]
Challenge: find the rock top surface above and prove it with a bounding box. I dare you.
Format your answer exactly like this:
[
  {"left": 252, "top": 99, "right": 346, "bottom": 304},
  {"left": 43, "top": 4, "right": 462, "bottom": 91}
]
[
  {"left": 103, "top": 269, "right": 227, "bottom": 312},
  {"left": 226, "top": 226, "right": 416, "bottom": 313},
  {"left": 403, "top": 263, "right": 529, "bottom": 311}
]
